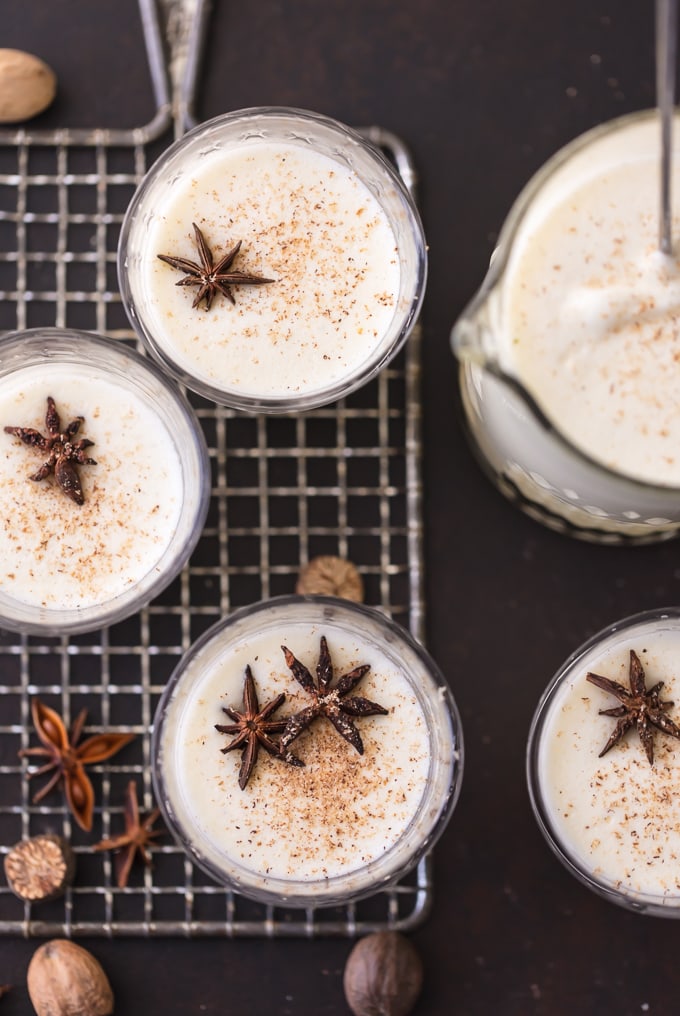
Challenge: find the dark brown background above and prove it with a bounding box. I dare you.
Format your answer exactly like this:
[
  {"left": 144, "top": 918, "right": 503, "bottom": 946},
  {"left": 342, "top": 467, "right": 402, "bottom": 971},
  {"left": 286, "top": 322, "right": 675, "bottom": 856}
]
[{"left": 2, "top": 1, "right": 678, "bottom": 1014}]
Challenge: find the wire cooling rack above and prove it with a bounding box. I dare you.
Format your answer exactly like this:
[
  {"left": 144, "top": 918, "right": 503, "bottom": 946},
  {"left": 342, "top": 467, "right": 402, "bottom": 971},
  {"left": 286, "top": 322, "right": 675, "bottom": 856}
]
[{"left": 0, "top": 0, "right": 429, "bottom": 937}]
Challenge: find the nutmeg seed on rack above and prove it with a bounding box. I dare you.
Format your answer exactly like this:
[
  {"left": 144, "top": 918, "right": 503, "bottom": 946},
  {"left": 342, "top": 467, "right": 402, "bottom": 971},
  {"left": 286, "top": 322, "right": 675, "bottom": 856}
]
[
  {"left": 296, "top": 555, "right": 364, "bottom": 602},
  {"left": 4, "top": 834, "right": 75, "bottom": 902},
  {"left": 27, "top": 940, "right": 114, "bottom": 1016},
  {"left": 0, "top": 49, "right": 56, "bottom": 123}
]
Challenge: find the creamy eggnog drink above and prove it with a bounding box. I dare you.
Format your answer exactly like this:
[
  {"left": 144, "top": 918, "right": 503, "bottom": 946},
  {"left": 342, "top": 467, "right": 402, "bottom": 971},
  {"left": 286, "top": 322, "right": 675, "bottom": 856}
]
[
  {"left": 528, "top": 608, "right": 680, "bottom": 914},
  {"left": 152, "top": 596, "right": 462, "bottom": 906},
  {"left": 453, "top": 111, "right": 680, "bottom": 541},
  {"left": 119, "top": 107, "right": 426, "bottom": 412},
  {"left": 0, "top": 330, "right": 209, "bottom": 634}
]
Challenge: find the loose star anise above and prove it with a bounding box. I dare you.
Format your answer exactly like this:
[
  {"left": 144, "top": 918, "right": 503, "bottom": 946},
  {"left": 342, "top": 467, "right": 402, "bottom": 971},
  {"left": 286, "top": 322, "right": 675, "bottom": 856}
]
[
  {"left": 19, "top": 699, "right": 136, "bottom": 831},
  {"left": 93, "top": 780, "right": 164, "bottom": 887},
  {"left": 280, "top": 636, "right": 388, "bottom": 755},
  {"left": 157, "top": 222, "right": 274, "bottom": 310},
  {"left": 586, "top": 649, "right": 680, "bottom": 765},
  {"left": 215, "top": 665, "right": 302, "bottom": 790},
  {"left": 4, "top": 395, "right": 96, "bottom": 504}
]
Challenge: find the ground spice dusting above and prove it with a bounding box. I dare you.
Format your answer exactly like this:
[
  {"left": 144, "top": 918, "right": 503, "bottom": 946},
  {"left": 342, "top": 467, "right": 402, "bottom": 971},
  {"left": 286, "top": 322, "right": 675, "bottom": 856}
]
[
  {"left": 226, "top": 721, "right": 421, "bottom": 878},
  {"left": 0, "top": 391, "right": 182, "bottom": 610},
  {"left": 2, "top": 466, "right": 162, "bottom": 603},
  {"left": 593, "top": 753, "right": 677, "bottom": 831}
]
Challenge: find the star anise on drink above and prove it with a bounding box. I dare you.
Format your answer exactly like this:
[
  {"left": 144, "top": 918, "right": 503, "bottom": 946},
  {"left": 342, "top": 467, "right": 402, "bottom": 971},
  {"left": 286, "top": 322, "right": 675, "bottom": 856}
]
[
  {"left": 4, "top": 395, "right": 96, "bottom": 504},
  {"left": 19, "top": 699, "right": 136, "bottom": 831},
  {"left": 586, "top": 649, "right": 680, "bottom": 765},
  {"left": 93, "top": 781, "right": 164, "bottom": 887},
  {"left": 215, "top": 665, "right": 303, "bottom": 790},
  {"left": 280, "top": 636, "right": 389, "bottom": 755},
  {"left": 157, "top": 222, "right": 275, "bottom": 311}
]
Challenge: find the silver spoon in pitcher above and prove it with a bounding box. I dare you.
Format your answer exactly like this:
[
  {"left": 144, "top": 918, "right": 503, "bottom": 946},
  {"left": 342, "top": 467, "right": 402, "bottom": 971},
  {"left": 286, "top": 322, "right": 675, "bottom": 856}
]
[{"left": 657, "top": 0, "right": 678, "bottom": 255}]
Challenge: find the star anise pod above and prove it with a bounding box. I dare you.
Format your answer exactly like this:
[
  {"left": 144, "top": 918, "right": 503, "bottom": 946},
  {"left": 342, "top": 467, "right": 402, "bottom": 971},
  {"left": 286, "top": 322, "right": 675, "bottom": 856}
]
[
  {"left": 280, "top": 636, "right": 389, "bottom": 755},
  {"left": 93, "top": 780, "right": 163, "bottom": 887},
  {"left": 215, "top": 665, "right": 302, "bottom": 790},
  {"left": 586, "top": 649, "right": 680, "bottom": 765},
  {"left": 19, "top": 699, "right": 136, "bottom": 831},
  {"left": 4, "top": 395, "right": 97, "bottom": 505},
  {"left": 157, "top": 222, "right": 274, "bottom": 311}
]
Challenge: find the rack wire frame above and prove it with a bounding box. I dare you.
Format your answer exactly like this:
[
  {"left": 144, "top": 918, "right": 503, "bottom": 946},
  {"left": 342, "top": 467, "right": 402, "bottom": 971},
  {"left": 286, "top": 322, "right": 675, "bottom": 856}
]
[{"left": 0, "top": 0, "right": 430, "bottom": 938}]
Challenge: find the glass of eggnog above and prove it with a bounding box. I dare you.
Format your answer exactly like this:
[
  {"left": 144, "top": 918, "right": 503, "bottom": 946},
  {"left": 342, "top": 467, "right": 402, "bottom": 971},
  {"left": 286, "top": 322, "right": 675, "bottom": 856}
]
[
  {"left": 151, "top": 595, "right": 463, "bottom": 907},
  {"left": 118, "top": 107, "right": 426, "bottom": 413},
  {"left": 0, "top": 328, "right": 210, "bottom": 634},
  {"left": 528, "top": 606, "right": 680, "bottom": 916},
  {"left": 452, "top": 110, "right": 680, "bottom": 543}
]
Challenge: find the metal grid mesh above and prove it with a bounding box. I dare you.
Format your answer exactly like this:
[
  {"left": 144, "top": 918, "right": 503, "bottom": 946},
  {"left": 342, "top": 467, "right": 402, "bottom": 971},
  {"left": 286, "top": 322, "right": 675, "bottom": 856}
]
[{"left": 0, "top": 127, "right": 429, "bottom": 936}]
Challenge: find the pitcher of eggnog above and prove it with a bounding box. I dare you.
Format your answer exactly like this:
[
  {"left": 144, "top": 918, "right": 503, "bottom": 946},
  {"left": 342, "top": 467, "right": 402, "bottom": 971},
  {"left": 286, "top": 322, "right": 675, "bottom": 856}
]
[{"left": 451, "top": 110, "right": 680, "bottom": 544}]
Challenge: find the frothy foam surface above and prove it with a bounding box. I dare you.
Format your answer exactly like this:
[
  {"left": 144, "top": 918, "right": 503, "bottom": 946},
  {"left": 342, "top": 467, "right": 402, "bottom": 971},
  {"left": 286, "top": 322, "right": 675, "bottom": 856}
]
[
  {"left": 140, "top": 142, "right": 400, "bottom": 398},
  {"left": 0, "top": 365, "right": 183, "bottom": 610}
]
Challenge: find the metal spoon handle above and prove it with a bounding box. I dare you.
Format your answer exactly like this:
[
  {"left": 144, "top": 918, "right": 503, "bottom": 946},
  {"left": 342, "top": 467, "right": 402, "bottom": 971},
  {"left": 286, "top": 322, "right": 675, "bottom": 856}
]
[{"left": 657, "top": 0, "right": 678, "bottom": 255}]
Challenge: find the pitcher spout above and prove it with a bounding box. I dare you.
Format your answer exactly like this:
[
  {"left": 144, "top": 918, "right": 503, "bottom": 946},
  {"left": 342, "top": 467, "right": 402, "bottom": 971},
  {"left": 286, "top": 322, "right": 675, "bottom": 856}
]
[{"left": 450, "top": 280, "right": 501, "bottom": 371}]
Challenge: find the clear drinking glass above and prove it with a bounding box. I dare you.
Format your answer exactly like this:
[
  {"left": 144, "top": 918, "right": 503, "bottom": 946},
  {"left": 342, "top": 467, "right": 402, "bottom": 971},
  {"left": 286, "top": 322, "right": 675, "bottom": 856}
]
[
  {"left": 0, "top": 328, "right": 210, "bottom": 634},
  {"left": 527, "top": 606, "right": 680, "bottom": 916},
  {"left": 118, "top": 106, "right": 427, "bottom": 413},
  {"left": 152, "top": 595, "right": 463, "bottom": 907},
  {"left": 451, "top": 110, "right": 680, "bottom": 544}
]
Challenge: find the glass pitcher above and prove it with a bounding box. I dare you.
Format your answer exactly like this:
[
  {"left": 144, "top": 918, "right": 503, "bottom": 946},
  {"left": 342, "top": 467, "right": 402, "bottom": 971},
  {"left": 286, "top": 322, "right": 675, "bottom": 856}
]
[{"left": 451, "top": 109, "right": 680, "bottom": 545}]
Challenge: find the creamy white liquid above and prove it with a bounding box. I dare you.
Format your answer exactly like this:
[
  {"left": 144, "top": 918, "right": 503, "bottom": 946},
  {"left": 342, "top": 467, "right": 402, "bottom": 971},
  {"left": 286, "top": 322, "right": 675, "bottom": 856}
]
[
  {"left": 537, "top": 624, "right": 680, "bottom": 902},
  {"left": 140, "top": 142, "right": 400, "bottom": 398},
  {"left": 0, "top": 365, "right": 183, "bottom": 610},
  {"left": 504, "top": 121, "right": 680, "bottom": 486},
  {"left": 159, "top": 618, "right": 454, "bottom": 894}
]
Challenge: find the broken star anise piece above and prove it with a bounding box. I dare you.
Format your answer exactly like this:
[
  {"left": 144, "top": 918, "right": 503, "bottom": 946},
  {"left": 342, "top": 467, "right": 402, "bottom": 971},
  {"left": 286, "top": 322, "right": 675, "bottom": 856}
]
[
  {"left": 215, "top": 665, "right": 303, "bottom": 790},
  {"left": 93, "top": 780, "right": 164, "bottom": 888},
  {"left": 19, "top": 698, "right": 136, "bottom": 832},
  {"left": 157, "top": 222, "right": 275, "bottom": 311},
  {"left": 4, "top": 395, "right": 96, "bottom": 505},
  {"left": 280, "top": 636, "right": 389, "bottom": 755},
  {"left": 586, "top": 649, "right": 680, "bottom": 766}
]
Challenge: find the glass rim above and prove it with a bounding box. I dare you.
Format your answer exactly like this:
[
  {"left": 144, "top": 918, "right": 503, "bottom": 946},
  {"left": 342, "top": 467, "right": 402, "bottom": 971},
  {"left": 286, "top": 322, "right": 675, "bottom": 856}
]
[
  {"left": 117, "top": 105, "right": 427, "bottom": 413},
  {"left": 526, "top": 605, "right": 680, "bottom": 915},
  {"left": 151, "top": 594, "right": 464, "bottom": 907},
  {"left": 0, "top": 326, "right": 210, "bottom": 634}
]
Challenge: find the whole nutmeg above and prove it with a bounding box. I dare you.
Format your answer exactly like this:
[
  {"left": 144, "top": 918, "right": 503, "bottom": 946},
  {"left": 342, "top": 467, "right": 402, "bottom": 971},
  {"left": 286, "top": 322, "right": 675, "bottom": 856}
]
[
  {"left": 4, "top": 834, "right": 75, "bottom": 902},
  {"left": 296, "top": 555, "right": 364, "bottom": 602},
  {"left": 0, "top": 49, "right": 56, "bottom": 123},
  {"left": 343, "top": 931, "right": 424, "bottom": 1016},
  {"left": 27, "top": 940, "right": 114, "bottom": 1016}
]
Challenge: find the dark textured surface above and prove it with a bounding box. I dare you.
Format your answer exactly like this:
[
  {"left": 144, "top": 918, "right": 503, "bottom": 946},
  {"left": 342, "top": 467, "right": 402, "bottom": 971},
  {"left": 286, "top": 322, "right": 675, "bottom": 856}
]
[{"left": 3, "top": 2, "right": 680, "bottom": 1014}]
